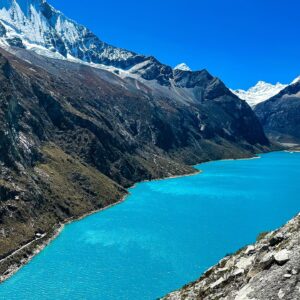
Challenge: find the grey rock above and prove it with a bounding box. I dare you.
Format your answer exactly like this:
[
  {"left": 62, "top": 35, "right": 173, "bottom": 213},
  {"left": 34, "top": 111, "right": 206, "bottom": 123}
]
[
  {"left": 278, "top": 289, "right": 285, "bottom": 299},
  {"left": 260, "top": 252, "right": 275, "bottom": 269},
  {"left": 162, "top": 214, "right": 300, "bottom": 300},
  {"left": 274, "top": 250, "right": 290, "bottom": 266},
  {"left": 245, "top": 245, "right": 255, "bottom": 255},
  {"left": 291, "top": 269, "right": 298, "bottom": 275}
]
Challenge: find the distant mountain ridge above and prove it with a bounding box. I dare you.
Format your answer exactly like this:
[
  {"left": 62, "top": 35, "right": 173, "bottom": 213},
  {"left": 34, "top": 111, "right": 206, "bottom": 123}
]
[
  {"left": 232, "top": 77, "right": 300, "bottom": 107},
  {"left": 255, "top": 79, "right": 300, "bottom": 143},
  {"left": 231, "top": 81, "right": 288, "bottom": 107}
]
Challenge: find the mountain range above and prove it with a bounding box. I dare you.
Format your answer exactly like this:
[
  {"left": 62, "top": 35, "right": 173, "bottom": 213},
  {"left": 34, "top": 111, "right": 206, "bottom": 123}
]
[
  {"left": 0, "top": 0, "right": 199, "bottom": 86},
  {"left": 1, "top": 0, "right": 298, "bottom": 297},
  {"left": 231, "top": 78, "right": 300, "bottom": 144},
  {"left": 0, "top": 0, "right": 272, "bottom": 282},
  {"left": 255, "top": 79, "right": 300, "bottom": 143}
]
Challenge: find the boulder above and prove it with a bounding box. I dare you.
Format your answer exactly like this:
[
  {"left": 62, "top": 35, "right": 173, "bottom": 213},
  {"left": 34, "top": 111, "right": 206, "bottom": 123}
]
[
  {"left": 245, "top": 245, "right": 255, "bottom": 255},
  {"left": 278, "top": 289, "right": 285, "bottom": 299},
  {"left": 292, "top": 269, "right": 298, "bottom": 275},
  {"left": 233, "top": 269, "right": 245, "bottom": 276},
  {"left": 260, "top": 252, "right": 275, "bottom": 269},
  {"left": 269, "top": 234, "right": 284, "bottom": 247},
  {"left": 274, "top": 250, "right": 290, "bottom": 266},
  {"left": 210, "top": 277, "right": 225, "bottom": 289},
  {"left": 237, "top": 256, "right": 255, "bottom": 270}
]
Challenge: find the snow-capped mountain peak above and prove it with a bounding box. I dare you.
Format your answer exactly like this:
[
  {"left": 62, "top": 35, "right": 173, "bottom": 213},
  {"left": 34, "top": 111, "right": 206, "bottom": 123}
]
[
  {"left": 231, "top": 81, "right": 288, "bottom": 107},
  {"left": 0, "top": 0, "right": 137, "bottom": 65},
  {"left": 232, "top": 75, "right": 300, "bottom": 107},
  {"left": 174, "top": 63, "right": 192, "bottom": 71},
  {"left": 0, "top": 0, "right": 182, "bottom": 85}
]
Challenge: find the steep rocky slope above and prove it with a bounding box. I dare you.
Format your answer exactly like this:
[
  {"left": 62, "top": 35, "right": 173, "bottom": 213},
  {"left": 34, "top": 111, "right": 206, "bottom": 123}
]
[
  {"left": 255, "top": 81, "right": 300, "bottom": 144},
  {"left": 163, "top": 214, "right": 300, "bottom": 300},
  {"left": 0, "top": 45, "right": 271, "bottom": 281}
]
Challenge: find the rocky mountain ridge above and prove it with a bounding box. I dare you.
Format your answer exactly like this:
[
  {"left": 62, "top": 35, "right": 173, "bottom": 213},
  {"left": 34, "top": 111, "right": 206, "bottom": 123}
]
[
  {"left": 0, "top": 0, "right": 196, "bottom": 87},
  {"left": 163, "top": 213, "right": 300, "bottom": 300},
  {"left": 254, "top": 80, "right": 300, "bottom": 144}
]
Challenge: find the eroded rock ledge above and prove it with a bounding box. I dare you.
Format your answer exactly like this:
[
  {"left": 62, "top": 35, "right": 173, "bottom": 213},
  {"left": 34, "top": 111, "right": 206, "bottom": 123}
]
[{"left": 163, "top": 214, "right": 300, "bottom": 300}]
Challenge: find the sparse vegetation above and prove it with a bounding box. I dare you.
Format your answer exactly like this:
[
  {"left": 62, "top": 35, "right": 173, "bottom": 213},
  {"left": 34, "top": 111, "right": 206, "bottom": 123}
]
[{"left": 256, "top": 231, "right": 269, "bottom": 242}]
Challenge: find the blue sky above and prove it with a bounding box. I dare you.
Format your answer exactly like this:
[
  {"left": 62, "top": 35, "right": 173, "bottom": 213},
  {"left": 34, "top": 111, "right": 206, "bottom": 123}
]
[{"left": 48, "top": 0, "right": 300, "bottom": 89}]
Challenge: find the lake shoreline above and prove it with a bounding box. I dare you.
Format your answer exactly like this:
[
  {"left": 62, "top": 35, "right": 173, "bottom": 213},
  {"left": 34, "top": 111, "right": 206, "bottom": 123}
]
[
  {"left": 0, "top": 153, "right": 261, "bottom": 285},
  {"left": 162, "top": 212, "right": 300, "bottom": 300}
]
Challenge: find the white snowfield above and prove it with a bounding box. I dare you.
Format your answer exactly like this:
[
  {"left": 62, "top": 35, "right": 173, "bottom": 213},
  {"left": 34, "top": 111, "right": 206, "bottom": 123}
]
[
  {"left": 231, "top": 77, "right": 300, "bottom": 107},
  {"left": 0, "top": 0, "right": 135, "bottom": 63}
]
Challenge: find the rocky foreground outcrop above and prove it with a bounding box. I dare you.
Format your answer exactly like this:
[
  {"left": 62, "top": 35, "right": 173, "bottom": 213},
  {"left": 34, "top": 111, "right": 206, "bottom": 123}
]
[{"left": 163, "top": 214, "right": 300, "bottom": 300}]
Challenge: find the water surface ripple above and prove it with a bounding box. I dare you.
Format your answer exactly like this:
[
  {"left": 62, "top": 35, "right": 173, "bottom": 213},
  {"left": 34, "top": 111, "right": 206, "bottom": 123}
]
[{"left": 1, "top": 152, "right": 299, "bottom": 300}]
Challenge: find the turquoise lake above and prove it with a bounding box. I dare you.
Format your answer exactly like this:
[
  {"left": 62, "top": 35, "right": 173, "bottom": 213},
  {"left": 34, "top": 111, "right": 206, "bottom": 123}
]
[{"left": 0, "top": 151, "right": 300, "bottom": 300}]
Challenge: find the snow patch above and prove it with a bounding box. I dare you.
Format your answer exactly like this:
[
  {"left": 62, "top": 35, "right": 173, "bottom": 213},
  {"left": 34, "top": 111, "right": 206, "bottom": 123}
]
[{"left": 174, "top": 63, "right": 191, "bottom": 72}]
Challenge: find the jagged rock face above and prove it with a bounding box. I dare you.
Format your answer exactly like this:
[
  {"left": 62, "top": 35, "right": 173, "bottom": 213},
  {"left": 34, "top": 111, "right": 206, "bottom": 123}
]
[
  {"left": 0, "top": 0, "right": 141, "bottom": 64},
  {"left": 254, "top": 82, "right": 300, "bottom": 143},
  {"left": 163, "top": 214, "right": 300, "bottom": 300},
  {"left": 0, "top": 0, "right": 174, "bottom": 84}
]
